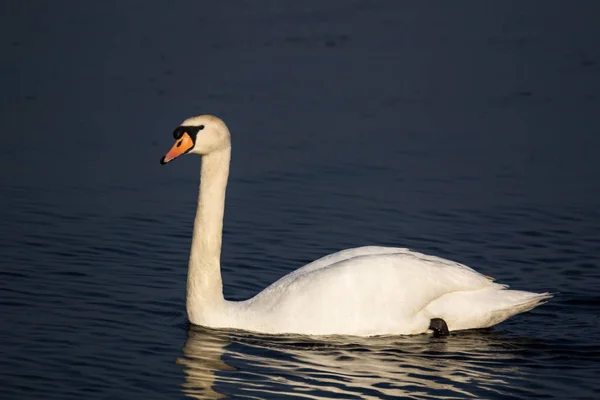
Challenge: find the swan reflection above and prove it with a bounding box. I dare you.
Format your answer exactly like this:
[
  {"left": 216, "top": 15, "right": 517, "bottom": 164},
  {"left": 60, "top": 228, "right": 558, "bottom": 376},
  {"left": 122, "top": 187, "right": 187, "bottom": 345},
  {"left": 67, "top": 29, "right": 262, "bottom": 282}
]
[{"left": 179, "top": 326, "right": 538, "bottom": 399}]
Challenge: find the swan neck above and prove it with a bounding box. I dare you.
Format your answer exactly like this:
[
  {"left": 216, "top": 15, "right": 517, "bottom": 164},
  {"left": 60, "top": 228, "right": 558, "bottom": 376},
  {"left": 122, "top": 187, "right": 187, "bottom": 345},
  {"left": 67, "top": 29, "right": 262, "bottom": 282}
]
[{"left": 187, "top": 147, "right": 231, "bottom": 324}]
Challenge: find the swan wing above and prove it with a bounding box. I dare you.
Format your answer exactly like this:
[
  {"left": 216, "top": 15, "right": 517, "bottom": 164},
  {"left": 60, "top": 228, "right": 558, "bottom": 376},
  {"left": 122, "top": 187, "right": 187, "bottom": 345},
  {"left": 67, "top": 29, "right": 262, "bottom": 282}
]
[
  {"left": 234, "top": 247, "right": 499, "bottom": 335},
  {"left": 283, "top": 246, "right": 415, "bottom": 279}
]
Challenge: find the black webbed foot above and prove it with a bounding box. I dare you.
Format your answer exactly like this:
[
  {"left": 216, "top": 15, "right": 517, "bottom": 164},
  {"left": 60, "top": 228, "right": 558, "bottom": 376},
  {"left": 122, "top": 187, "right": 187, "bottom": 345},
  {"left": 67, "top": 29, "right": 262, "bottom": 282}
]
[{"left": 429, "top": 318, "right": 449, "bottom": 337}]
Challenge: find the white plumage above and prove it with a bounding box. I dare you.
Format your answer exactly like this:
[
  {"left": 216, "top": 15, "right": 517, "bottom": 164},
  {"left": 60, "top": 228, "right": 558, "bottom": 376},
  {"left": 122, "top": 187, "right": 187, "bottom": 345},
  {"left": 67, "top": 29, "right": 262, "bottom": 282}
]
[{"left": 160, "top": 115, "right": 551, "bottom": 336}]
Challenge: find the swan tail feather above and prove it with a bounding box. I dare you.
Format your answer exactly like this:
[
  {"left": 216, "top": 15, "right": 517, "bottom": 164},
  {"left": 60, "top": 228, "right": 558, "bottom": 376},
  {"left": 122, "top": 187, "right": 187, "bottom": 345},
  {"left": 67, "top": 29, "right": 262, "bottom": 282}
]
[{"left": 424, "top": 289, "right": 553, "bottom": 332}]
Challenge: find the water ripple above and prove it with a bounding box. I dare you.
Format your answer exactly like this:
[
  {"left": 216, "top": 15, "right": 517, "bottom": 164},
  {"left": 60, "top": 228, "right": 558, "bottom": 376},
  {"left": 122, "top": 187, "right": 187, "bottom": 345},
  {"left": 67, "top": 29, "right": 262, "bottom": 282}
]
[{"left": 178, "top": 327, "right": 600, "bottom": 399}]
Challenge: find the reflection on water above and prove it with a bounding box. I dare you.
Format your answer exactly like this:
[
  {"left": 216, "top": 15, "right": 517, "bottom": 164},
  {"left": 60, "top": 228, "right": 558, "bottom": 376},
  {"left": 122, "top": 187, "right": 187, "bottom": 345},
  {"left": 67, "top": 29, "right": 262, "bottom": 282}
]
[
  {"left": 179, "top": 326, "right": 541, "bottom": 399},
  {"left": 179, "top": 327, "right": 232, "bottom": 399}
]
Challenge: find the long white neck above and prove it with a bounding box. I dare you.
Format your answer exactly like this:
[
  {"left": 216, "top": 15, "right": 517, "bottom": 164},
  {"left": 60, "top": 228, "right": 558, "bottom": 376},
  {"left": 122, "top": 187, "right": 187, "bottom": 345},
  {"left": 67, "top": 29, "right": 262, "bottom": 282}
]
[{"left": 186, "top": 146, "right": 231, "bottom": 325}]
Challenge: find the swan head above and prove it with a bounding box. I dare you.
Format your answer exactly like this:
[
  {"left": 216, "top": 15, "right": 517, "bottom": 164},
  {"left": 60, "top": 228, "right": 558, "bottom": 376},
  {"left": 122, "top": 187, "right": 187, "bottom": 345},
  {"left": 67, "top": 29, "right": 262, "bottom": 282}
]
[{"left": 160, "top": 115, "right": 231, "bottom": 165}]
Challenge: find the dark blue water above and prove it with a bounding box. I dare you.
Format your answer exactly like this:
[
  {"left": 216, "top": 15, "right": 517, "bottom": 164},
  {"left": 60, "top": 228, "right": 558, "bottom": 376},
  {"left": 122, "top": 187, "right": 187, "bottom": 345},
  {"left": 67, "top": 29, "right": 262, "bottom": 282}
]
[{"left": 2, "top": 1, "right": 600, "bottom": 399}]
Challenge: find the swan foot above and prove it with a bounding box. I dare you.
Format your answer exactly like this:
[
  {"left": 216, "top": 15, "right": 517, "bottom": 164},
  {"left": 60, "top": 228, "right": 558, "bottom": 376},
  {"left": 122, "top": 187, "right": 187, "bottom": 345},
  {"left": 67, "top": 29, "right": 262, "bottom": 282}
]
[{"left": 429, "top": 318, "right": 449, "bottom": 337}]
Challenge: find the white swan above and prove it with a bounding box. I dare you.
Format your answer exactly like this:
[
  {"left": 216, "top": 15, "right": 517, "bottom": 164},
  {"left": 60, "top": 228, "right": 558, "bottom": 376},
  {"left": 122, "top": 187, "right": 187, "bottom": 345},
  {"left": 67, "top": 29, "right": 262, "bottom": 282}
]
[{"left": 160, "top": 115, "right": 551, "bottom": 336}]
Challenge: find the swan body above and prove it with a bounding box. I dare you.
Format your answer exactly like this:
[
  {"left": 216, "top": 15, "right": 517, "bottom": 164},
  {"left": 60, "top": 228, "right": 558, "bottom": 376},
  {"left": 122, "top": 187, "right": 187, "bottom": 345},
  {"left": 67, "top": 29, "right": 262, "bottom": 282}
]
[{"left": 160, "top": 115, "right": 551, "bottom": 336}]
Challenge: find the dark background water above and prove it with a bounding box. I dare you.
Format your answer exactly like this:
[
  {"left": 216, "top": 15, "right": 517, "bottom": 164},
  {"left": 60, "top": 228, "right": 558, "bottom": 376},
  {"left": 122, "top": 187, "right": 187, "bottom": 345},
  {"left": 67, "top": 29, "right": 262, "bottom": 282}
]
[{"left": 2, "top": 1, "right": 600, "bottom": 399}]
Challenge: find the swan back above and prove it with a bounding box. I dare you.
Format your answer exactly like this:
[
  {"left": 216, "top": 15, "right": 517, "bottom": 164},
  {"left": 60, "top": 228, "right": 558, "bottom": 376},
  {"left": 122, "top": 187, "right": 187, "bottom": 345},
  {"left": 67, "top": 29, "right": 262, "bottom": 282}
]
[{"left": 220, "top": 247, "right": 505, "bottom": 335}]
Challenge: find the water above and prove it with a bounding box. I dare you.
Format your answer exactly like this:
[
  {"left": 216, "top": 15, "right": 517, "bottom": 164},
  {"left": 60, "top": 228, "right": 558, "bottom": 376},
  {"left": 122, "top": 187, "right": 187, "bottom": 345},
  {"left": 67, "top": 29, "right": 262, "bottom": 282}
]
[{"left": 1, "top": 1, "right": 600, "bottom": 399}]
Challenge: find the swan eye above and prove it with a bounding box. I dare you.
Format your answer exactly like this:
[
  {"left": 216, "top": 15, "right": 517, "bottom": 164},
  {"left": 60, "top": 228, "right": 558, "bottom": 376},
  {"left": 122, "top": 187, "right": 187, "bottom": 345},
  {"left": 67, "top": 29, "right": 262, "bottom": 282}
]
[
  {"left": 173, "top": 127, "right": 184, "bottom": 139},
  {"left": 173, "top": 125, "right": 202, "bottom": 139}
]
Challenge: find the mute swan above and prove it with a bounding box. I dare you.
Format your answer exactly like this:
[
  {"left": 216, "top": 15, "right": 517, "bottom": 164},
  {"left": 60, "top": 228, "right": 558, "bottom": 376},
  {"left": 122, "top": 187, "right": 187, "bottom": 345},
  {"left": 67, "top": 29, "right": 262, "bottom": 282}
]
[{"left": 160, "top": 115, "right": 551, "bottom": 336}]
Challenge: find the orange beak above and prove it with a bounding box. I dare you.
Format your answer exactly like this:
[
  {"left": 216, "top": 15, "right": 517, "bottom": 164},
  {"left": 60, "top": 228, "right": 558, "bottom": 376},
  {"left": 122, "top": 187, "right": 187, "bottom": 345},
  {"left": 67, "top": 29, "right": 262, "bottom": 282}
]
[{"left": 160, "top": 132, "right": 194, "bottom": 165}]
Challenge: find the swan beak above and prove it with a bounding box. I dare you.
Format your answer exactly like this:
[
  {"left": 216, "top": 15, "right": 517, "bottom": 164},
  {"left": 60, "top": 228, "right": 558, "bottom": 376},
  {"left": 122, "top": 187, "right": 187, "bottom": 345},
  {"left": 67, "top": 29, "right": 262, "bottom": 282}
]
[{"left": 160, "top": 132, "right": 194, "bottom": 165}]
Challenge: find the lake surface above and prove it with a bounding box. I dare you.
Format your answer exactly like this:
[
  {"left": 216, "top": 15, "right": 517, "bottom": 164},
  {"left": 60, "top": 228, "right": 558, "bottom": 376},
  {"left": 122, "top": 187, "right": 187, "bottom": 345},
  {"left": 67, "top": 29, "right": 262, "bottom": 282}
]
[{"left": 2, "top": 1, "right": 600, "bottom": 399}]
